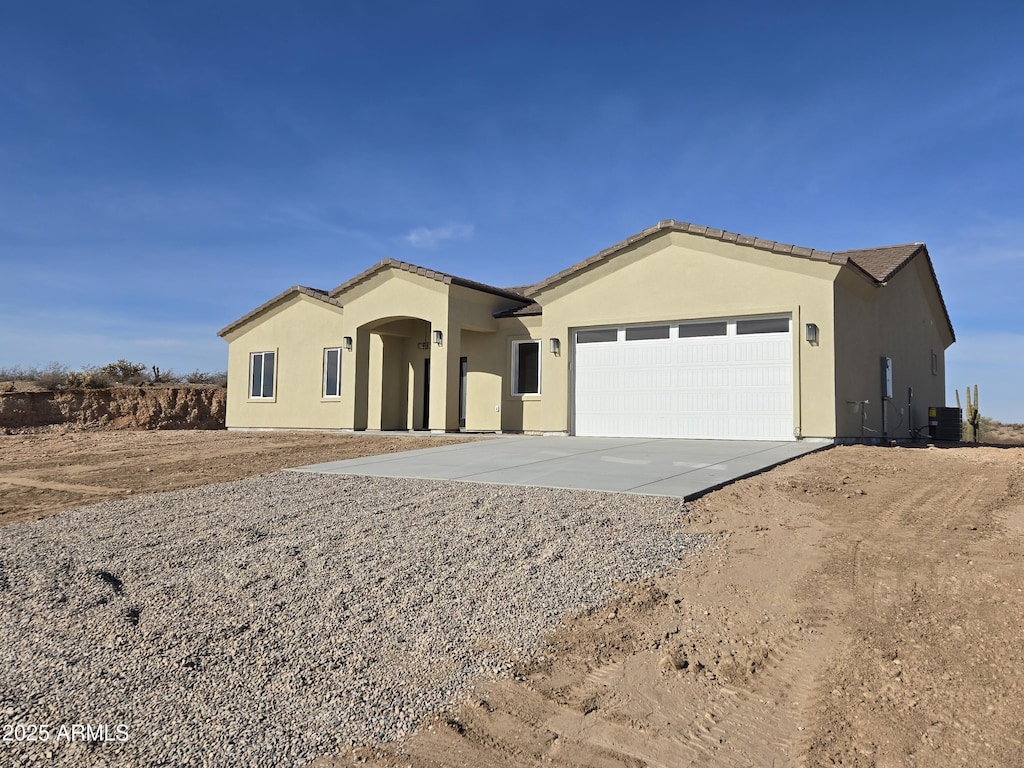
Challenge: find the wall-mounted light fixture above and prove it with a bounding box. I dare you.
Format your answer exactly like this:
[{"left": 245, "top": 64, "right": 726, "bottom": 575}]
[
  {"left": 549, "top": 338, "right": 561, "bottom": 356},
  {"left": 433, "top": 330, "right": 443, "bottom": 346},
  {"left": 805, "top": 323, "right": 819, "bottom": 345},
  {"left": 343, "top": 336, "right": 353, "bottom": 351}
]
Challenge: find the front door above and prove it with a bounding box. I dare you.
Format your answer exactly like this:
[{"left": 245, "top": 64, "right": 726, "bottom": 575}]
[
  {"left": 458, "top": 356, "right": 468, "bottom": 429},
  {"left": 422, "top": 358, "right": 430, "bottom": 430}
]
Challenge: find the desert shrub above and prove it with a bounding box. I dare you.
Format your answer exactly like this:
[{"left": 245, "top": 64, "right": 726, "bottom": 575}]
[
  {"left": 0, "top": 362, "right": 72, "bottom": 390},
  {"left": 37, "top": 362, "right": 74, "bottom": 390},
  {"left": 183, "top": 369, "right": 227, "bottom": 386},
  {"left": 99, "top": 359, "right": 148, "bottom": 384},
  {"left": 1, "top": 360, "right": 224, "bottom": 390},
  {"left": 62, "top": 367, "right": 111, "bottom": 390},
  {"left": 0, "top": 365, "right": 29, "bottom": 380}
]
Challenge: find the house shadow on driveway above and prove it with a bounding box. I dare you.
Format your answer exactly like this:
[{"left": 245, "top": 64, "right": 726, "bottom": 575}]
[{"left": 293, "top": 436, "right": 832, "bottom": 499}]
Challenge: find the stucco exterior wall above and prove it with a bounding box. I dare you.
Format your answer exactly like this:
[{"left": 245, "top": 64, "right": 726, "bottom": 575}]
[
  {"left": 223, "top": 294, "right": 347, "bottom": 429},
  {"left": 519, "top": 232, "right": 841, "bottom": 437},
  {"left": 833, "top": 256, "right": 952, "bottom": 439},
  {"left": 493, "top": 316, "right": 544, "bottom": 432},
  {"left": 221, "top": 230, "right": 952, "bottom": 441},
  {"left": 459, "top": 329, "right": 503, "bottom": 431}
]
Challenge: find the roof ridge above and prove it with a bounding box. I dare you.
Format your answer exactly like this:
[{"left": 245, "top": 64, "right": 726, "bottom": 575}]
[
  {"left": 526, "top": 219, "right": 848, "bottom": 296},
  {"left": 836, "top": 242, "right": 923, "bottom": 255},
  {"left": 329, "top": 258, "right": 530, "bottom": 302}
]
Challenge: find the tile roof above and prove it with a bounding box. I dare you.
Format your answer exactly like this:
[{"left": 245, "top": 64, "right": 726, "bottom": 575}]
[
  {"left": 839, "top": 243, "right": 924, "bottom": 283},
  {"left": 490, "top": 221, "right": 952, "bottom": 340},
  {"left": 218, "top": 286, "right": 342, "bottom": 337},
  {"left": 494, "top": 301, "right": 542, "bottom": 318},
  {"left": 329, "top": 258, "right": 530, "bottom": 302},
  {"left": 523, "top": 219, "right": 848, "bottom": 296},
  {"left": 842, "top": 242, "right": 953, "bottom": 340},
  {"left": 219, "top": 220, "right": 953, "bottom": 342}
]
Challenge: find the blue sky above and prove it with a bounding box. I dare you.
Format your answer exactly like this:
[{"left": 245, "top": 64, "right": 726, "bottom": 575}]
[{"left": 1, "top": 1, "right": 1022, "bottom": 420}]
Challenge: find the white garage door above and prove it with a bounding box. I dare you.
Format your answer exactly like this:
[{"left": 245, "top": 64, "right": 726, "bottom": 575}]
[{"left": 573, "top": 316, "right": 794, "bottom": 440}]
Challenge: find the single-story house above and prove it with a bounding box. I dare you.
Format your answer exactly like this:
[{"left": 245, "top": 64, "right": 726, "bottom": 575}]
[{"left": 219, "top": 219, "right": 954, "bottom": 441}]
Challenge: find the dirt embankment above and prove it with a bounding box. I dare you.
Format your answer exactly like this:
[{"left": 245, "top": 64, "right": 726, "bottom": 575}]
[{"left": 0, "top": 387, "right": 225, "bottom": 431}]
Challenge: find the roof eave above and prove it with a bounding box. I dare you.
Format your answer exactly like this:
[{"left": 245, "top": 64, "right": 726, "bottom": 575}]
[
  {"left": 218, "top": 286, "right": 342, "bottom": 338},
  {"left": 527, "top": 219, "right": 844, "bottom": 297},
  {"left": 329, "top": 258, "right": 530, "bottom": 302}
]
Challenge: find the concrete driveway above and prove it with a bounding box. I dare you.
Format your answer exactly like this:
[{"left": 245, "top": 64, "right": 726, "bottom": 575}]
[{"left": 295, "top": 436, "right": 830, "bottom": 499}]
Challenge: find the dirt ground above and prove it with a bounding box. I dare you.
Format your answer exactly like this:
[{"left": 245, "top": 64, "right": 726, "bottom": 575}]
[
  {"left": 0, "top": 430, "right": 475, "bottom": 526},
  {"left": 3, "top": 433, "right": 1022, "bottom": 766},
  {"left": 327, "top": 444, "right": 1024, "bottom": 768}
]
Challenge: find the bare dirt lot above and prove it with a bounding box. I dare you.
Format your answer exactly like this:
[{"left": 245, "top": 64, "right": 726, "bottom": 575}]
[
  {"left": 0, "top": 430, "right": 474, "bottom": 526},
  {"left": 331, "top": 444, "right": 1024, "bottom": 768},
  {"left": 2, "top": 432, "right": 1022, "bottom": 766}
]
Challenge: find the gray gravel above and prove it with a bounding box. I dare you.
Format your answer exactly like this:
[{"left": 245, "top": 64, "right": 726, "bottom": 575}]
[{"left": 0, "top": 472, "right": 706, "bottom": 767}]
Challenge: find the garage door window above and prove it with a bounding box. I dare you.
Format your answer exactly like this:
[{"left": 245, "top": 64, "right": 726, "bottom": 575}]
[
  {"left": 512, "top": 340, "right": 541, "bottom": 395},
  {"left": 736, "top": 317, "right": 789, "bottom": 335},
  {"left": 625, "top": 325, "right": 670, "bottom": 341},
  {"left": 577, "top": 328, "right": 617, "bottom": 343},
  {"left": 678, "top": 321, "right": 727, "bottom": 338}
]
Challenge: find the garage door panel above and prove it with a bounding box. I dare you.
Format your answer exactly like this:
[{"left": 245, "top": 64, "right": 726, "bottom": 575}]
[
  {"left": 574, "top": 318, "right": 794, "bottom": 440},
  {"left": 734, "top": 336, "right": 790, "bottom": 362}
]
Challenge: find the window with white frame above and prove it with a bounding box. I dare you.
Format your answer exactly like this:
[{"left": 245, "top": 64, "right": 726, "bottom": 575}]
[
  {"left": 512, "top": 340, "right": 541, "bottom": 395},
  {"left": 323, "top": 347, "right": 342, "bottom": 397},
  {"left": 249, "top": 351, "right": 276, "bottom": 399}
]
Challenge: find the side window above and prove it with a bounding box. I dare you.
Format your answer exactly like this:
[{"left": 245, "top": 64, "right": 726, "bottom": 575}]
[
  {"left": 323, "top": 347, "right": 342, "bottom": 397},
  {"left": 512, "top": 340, "right": 541, "bottom": 395},
  {"left": 249, "top": 351, "right": 276, "bottom": 399}
]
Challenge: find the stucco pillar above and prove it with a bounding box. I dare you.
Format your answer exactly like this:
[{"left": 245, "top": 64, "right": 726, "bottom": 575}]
[
  {"left": 426, "top": 319, "right": 456, "bottom": 432},
  {"left": 443, "top": 317, "right": 463, "bottom": 431},
  {"left": 352, "top": 326, "right": 372, "bottom": 431}
]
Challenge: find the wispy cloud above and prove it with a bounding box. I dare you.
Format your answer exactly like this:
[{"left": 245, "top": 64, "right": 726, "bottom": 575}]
[{"left": 404, "top": 223, "right": 473, "bottom": 249}]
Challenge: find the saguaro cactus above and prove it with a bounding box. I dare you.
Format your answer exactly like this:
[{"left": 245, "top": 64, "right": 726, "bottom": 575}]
[{"left": 956, "top": 385, "right": 981, "bottom": 443}]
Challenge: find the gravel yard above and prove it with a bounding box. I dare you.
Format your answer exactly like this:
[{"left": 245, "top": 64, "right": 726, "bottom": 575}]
[{"left": 0, "top": 472, "right": 705, "bottom": 767}]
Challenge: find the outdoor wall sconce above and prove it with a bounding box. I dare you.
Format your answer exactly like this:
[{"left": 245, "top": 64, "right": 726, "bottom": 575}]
[
  {"left": 433, "top": 330, "right": 443, "bottom": 346},
  {"left": 343, "top": 336, "right": 353, "bottom": 351},
  {"left": 805, "top": 323, "right": 819, "bottom": 345},
  {"left": 549, "top": 338, "right": 561, "bottom": 356}
]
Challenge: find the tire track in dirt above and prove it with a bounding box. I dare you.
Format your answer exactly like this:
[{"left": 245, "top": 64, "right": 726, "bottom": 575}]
[
  {"left": 327, "top": 445, "right": 1024, "bottom": 768},
  {"left": 0, "top": 475, "right": 131, "bottom": 494}
]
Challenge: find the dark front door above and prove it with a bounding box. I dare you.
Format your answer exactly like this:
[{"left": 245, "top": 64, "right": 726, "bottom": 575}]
[
  {"left": 458, "top": 356, "right": 468, "bottom": 429},
  {"left": 422, "top": 358, "right": 430, "bottom": 430}
]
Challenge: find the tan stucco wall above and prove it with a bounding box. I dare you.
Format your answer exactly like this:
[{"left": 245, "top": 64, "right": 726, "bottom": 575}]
[
  {"left": 833, "top": 255, "right": 953, "bottom": 439},
  {"left": 493, "top": 316, "right": 544, "bottom": 432},
  {"left": 516, "top": 231, "right": 841, "bottom": 437},
  {"left": 223, "top": 294, "right": 347, "bottom": 429},
  {"left": 224, "top": 271, "right": 515, "bottom": 432},
  {"left": 222, "top": 234, "right": 951, "bottom": 441}
]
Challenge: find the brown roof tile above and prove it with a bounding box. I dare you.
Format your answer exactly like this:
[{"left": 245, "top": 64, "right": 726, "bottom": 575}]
[
  {"left": 329, "top": 258, "right": 529, "bottom": 302},
  {"left": 839, "top": 243, "right": 924, "bottom": 282},
  {"left": 523, "top": 220, "right": 840, "bottom": 296},
  {"left": 492, "top": 221, "right": 951, "bottom": 339},
  {"left": 838, "top": 243, "right": 953, "bottom": 341},
  {"left": 494, "top": 302, "right": 543, "bottom": 318},
  {"left": 221, "top": 221, "right": 953, "bottom": 342}
]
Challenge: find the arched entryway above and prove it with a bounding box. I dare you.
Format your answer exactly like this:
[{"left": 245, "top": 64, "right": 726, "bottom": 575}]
[{"left": 353, "top": 316, "right": 434, "bottom": 431}]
